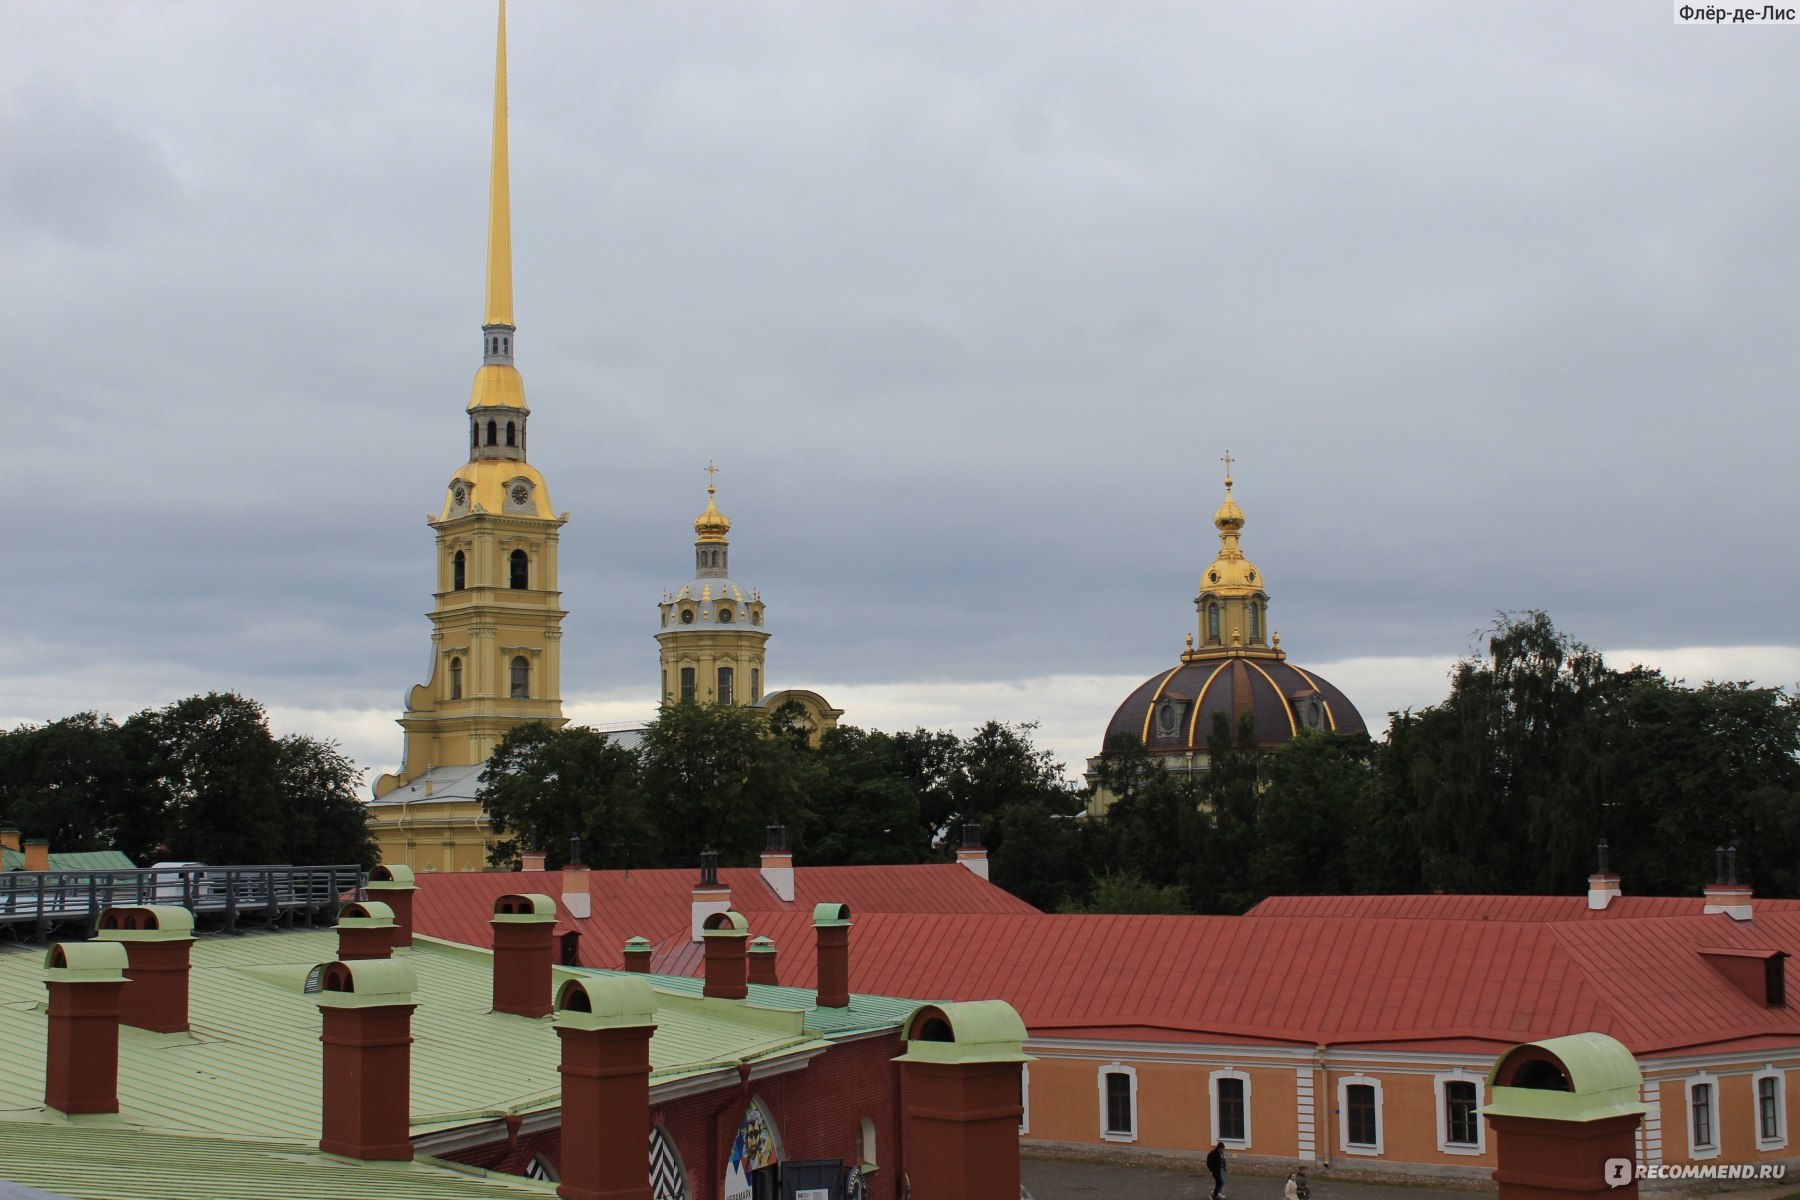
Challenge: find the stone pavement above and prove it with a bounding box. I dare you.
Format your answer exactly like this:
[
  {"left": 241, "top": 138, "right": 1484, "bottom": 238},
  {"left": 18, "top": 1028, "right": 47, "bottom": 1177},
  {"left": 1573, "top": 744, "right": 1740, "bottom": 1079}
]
[{"left": 1019, "top": 1158, "right": 1798, "bottom": 1200}]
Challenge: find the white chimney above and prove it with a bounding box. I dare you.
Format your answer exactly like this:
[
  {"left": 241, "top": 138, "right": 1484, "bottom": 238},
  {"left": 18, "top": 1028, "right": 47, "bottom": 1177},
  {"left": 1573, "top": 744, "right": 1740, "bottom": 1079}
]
[
  {"left": 1587, "top": 839, "right": 1619, "bottom": 910},
  {"left": 761, "top": 825, "right": 795, "bottom": 903},
  {"left": 955, "top": 823, "right": 989, "bottom": 881},
  {"left": 1703, "top": 845, "right": 1753, "bottom": 921}
]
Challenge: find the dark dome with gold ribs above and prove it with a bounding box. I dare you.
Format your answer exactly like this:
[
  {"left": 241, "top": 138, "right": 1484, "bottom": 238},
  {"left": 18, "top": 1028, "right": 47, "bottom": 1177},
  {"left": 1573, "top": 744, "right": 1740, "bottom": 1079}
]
[
  {"left": 1098, "top": 459, "right": 1367, "bottom": 759},
  {"left": 1104, "top": 655, "right": 1366, "bottom": 753}
]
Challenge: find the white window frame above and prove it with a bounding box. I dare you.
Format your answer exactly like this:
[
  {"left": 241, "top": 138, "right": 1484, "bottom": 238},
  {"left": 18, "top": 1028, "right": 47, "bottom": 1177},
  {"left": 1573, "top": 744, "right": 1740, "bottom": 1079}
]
[
  {"left": 1338, "top": 1075, "right": 1384, "bottom": 1156},
  {"left": 1433, "top": 1070, "right": 1485, "bottom": 1156},
  {"left": 1020, "top": 1063, "right": 1031, "bottom": 1135},
  {"left": 1098, "top": 1064, "right": 1138, "bottom": 1143},
  {"left": 1209, "top": 1069, "right": 1252, "bottom": 1148},
  {"left": 1686, "top": 1073, "right": 1720, "bottom": 1160},
  {"left": 858, "top": 1116, "right": 877, "bottom": 1170},
  {"left": 1754, "top": 1067, "right": 1787, "bottom": 1152}
]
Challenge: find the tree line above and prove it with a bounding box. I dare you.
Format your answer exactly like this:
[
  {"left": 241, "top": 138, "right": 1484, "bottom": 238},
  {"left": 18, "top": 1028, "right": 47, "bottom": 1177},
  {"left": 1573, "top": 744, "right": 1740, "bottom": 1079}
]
[
  {"left": 480, "top": 612, "right": 1800, "bottom": 913},
  {"left": 0, "top": 693, "right": 376, "bottom": 868},
  {"left": 5, "top": 613, "right": 1792, "bottom": 908}
]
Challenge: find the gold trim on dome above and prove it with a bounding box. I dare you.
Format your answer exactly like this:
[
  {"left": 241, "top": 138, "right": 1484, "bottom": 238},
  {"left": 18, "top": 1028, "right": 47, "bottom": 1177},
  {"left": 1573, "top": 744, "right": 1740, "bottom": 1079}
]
[
  {"left": 694, "top": 481, "right": 732, "bottom": 543},
  {"left": 1138, "top": 665, "right": 1185, "bottom": 744},
  {"left": 1243, "top": 659, "right": 1300, "bottom": 737},
  {"left": 1184, "top": 661, "right": 1228, "bottom": 745},
  {"left": 1285, "top": 664, "right": 1339, "bottom": 732}
]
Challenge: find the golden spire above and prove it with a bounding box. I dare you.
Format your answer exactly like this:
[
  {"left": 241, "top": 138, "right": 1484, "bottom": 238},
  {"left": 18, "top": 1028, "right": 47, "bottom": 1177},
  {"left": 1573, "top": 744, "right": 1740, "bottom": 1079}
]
[
  {"left": 695, "top": 462, "right": 732, "bottom": 543},
  {"left": 485, "top": 0, "right": 513, "bottom": 329},
  {"left": 1200, "top": 454, "right": 1260, "bottom": 593},
  {"left": 466, "top": 0, "right": 526, "bottom": 412}
]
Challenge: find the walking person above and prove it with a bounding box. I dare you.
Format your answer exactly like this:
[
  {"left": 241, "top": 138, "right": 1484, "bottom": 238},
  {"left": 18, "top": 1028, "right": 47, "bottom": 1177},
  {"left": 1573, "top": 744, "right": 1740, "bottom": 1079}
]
[{"left": 1206, "top": 1142, "right": 1227, "bottom": 1200}]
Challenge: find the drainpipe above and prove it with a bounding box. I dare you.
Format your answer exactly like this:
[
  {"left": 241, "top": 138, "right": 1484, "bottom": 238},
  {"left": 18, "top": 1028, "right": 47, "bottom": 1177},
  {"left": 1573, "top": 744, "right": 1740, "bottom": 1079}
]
[{"left": 1315, "top": 1047, "right": 1331, "bottom": 1167}]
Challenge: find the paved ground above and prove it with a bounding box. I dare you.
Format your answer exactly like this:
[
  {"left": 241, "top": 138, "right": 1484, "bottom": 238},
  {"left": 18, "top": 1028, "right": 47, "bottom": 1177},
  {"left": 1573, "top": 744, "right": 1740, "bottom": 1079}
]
[
  {"left": 1020, "top": 1159, "right": 1483, "bottom": 1200},
  {"left": 1019, "top": 1159, "right": 1797, "bottom": 1200}
]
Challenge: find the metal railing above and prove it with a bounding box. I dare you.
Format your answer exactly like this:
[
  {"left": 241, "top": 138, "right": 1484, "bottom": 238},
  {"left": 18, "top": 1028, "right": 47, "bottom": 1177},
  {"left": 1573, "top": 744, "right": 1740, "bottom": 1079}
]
[{"left": 0, "top": 864, "right": 366, "bottom": 940}]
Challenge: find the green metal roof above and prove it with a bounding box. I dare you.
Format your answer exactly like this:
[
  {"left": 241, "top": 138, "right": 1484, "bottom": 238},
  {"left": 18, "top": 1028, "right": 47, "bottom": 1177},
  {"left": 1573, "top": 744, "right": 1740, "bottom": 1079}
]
[
  {"left": 1, "top": 850, "right": 137, "bottom": 873},
  {"left": 0, "top": 1123, "right": 555, "bottom": 1200},
  {"left": 579, "top": 968, "right": 932, "bottom": 1038},
  {"left": 0, "top": 929, "right": 834, "bottom": 1149}
]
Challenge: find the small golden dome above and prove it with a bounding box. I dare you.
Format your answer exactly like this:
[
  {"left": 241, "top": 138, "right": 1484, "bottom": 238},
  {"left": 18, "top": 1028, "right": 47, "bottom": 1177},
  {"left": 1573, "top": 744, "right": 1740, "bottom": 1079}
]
[
  {"left": 694, "top": 486, "right": 731, "bottom": 544},
  {"left": 1213, "top": 486, "right": 1245, "bottom": 534},
  {"left": 1198, "top": 463, "right": 1263, "bottom": 597}
]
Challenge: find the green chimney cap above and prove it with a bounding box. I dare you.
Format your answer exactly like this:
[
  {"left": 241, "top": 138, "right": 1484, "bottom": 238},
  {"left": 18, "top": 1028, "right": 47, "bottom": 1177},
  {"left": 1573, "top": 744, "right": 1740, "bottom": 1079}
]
[
  {"left": 367, "top": 864, "right": 416, "bottom": 889},
  {"left": 812, "top": 902, "right": 852, "bottom": 928},
  {"left": 555, "top": 976, "right": 659, "bottom": 1031},
  {"left": 44, "top": 941, "right": 129, "bottom": 982},
  {"left": 894, "top": 1000, "right": 1033, "bottom": 1065},
  {"left": 312, "top": 958, "right": 417, "bottom": 1006},
  {"left": 1482, "top": 1033, "right": 1650, "bottom": 1123},
  {"left": 702, "top": 910, "right": 749, "bottom": 937},
  {"left": 95, "top": 905, "right": 196, "bottom": 941}
]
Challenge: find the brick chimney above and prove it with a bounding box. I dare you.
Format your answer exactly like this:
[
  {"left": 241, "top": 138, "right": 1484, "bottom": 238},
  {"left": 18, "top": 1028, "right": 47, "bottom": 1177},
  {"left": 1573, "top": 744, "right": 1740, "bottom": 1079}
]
[
  {"left": 315, "top": 958, "right": 418, "bottom": 1161},
  {"left": 702, "top": 911, "right": 749, "bottom": 1000},
  {"left": 554, "top": 976, "right": 658, "bottom": 1200},
  {"left": 491, "top": 892, "right": 559, "bottom": 1017},
  {"left": 0, "top": 827, "right": 19, "bottom": 854},
  {"left": 95, "top": 905, "right": 196, "bottom": 1033},
  {"left": 335, "top": 901, "right": 397, "bottom": 961},
  {"left": 813, "top": 902, "right": 852, "bottom": 1009},
  {"left": 1703, "top": 844, "right": 1753, "bottom": 921},
  {"left": 895, "top": 1001, "right": 1032, "bottom": 1200},
  {"left": 955, "top": 823, "right": 989, "bottom": 881},
  {"left": 760, "top": 825, "right": 795, "bottom": 902},
  {"left": 24, "top": 839, "right": 50, "bottom": 872},
  {"left": 748, "top": 936, "right": 779, "bottom": 986},
  {"left": 622, "top": 936, "right": 653, "bottom": 973},
  {"left": 366, "top": 864, "right": 418, "bottom": 948},
  {"left": 521, "top": 850, "right": 548, "bottom": 872},
  {"left": 1587, "top": 839, "right": 1620, "bottom": 911},
  {"left": 43, "top": 941, "right": 130, "bottom": 1115},
  {"left": 691, "top": 848, "right": 730, "bottom": 942}
]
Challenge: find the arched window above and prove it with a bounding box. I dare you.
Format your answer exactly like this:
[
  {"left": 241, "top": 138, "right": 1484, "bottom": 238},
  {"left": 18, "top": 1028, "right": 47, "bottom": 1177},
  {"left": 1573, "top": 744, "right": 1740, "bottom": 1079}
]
[
  {"left": 858, "top": 1117, "right": 877, "bottom": 1169},
  {"left": 486, "top": 419, "right": 498, "bottom": 446},
  {"left": 471, "top": 424, "right": 478, "bottom": 453},
  {"left": 750, "top": 668, "right": 760, "bottom": 701},
  {"left": 449, "top": 657, "right": 463, "bottom": 700},
  {"left": 1208, "top": 603, "right": 1221, "bottom": 642},
  {"left": 510, "top": 656, "right": 529, "bottom": 699},
  {"left": 680, "top": 667, "right": 696, "bottom": 702},
  {"left": 502, "top": 335, "right": 510, "bottom": 354},
  {"left": 717, "top": 667, "right": 734, "bottom": 705},
  {"left": 452, "top": 551, "right": 465, "bottom": 591},
  {"left": 505, "top": 421, "right": 516, "bottom": 447},
  {"left": 510, "top": 550, "right": 528, "bottom": 590},
  {"left": 1248, "top": 604, "right": 1261, "bottom": 643}
]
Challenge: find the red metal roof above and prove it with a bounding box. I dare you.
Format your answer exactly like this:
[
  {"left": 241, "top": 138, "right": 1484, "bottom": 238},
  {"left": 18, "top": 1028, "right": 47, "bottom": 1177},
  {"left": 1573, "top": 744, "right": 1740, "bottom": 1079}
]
[
  {"left": 411, "top": 872, "right": 1800, "bottom": 1059},
  {"left": 1246, "top": 893, "right": 1800, "bottom": 921}
]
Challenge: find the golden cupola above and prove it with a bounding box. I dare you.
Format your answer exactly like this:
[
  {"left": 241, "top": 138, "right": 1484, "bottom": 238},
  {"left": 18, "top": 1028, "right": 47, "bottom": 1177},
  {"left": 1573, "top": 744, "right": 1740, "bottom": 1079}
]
[
  {"left": 694, "top": 485, "right": 732, "bottom": 544},
  {"left": 1191, "top": 455, "right": 1272, "bottom": 654}
]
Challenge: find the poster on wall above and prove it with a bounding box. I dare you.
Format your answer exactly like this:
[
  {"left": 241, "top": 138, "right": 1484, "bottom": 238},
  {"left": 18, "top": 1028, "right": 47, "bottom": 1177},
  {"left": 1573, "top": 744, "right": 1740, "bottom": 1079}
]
[{"left": 723, "top": 1098, "right": 781, "bottom": 1200}]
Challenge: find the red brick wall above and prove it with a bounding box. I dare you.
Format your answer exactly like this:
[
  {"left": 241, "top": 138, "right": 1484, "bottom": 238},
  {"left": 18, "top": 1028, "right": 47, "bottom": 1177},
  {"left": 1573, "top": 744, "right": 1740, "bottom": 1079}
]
[{"left": 445, "top": 1031, "right": 909, "bottom": 1200}]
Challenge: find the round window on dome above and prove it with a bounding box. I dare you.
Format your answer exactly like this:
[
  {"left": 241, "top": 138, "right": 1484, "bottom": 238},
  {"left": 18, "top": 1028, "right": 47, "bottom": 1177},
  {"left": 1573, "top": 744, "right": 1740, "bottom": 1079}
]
[
  {"left": 718, "top": 607, "right": 733, "bottom": 624},
  {"left": 680, "top": 609, "right": 695, "bottom": 625}
]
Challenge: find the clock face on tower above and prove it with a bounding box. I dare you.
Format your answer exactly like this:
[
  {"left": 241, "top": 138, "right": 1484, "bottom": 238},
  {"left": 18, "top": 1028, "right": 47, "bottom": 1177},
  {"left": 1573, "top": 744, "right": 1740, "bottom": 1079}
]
[
  {"left": 452, "top": 486, "right": 468, "bottom": 508},
  {"left": 510, "top": 484, "right": 529, "bottom": 506}
]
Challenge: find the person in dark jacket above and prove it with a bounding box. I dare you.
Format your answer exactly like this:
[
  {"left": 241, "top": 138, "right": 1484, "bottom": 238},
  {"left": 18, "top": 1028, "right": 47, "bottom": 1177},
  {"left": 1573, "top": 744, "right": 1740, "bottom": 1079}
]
[{"left": 1206, "top": 1142, "right": 1227, "bottom": 1200}]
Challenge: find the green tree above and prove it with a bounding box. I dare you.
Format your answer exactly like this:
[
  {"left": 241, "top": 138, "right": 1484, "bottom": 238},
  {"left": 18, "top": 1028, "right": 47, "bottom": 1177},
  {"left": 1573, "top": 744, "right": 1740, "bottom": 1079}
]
[
  {"left": 1198, "top": 710, "right": 1263, "bottom": 913},
  {"left": 478, "top": 722, "right": 645, "bottom": 869},
  {"left": 1250, "top": 732, "right": 1371, "bottom": 897},
  {"left": 0, "top": 712, "right": 148, "bottom": 852},
  {"left": 636, "top": 699, "right": 810, "bottom": 865},
  {"left": 797, "top": 726, "right": 931, "bottom": 866},
  {"left": 1058, "top": 868, "right": 1190, "bottom": 915},
  {"left": 122, "top": 693, "right": 287, "bottom": 863},
  {"left": 274, "top": 735, "right": 378, "bottom": 868}
]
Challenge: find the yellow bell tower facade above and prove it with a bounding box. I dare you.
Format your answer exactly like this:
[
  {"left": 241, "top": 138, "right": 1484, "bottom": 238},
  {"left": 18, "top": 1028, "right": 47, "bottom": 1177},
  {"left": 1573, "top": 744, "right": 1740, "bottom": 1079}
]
[
  {"left": 657, "top": 474, "right": 770, "bottom": 707},
  {"left": 369, "top": 1, "right": 567, "bottom": 871}
]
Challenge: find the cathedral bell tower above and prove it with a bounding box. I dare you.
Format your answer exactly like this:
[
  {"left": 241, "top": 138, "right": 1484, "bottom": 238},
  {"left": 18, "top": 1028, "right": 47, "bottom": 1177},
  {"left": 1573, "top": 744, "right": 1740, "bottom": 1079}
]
[
  {"left": 373, "top": 0, "right": 568, "bottom": 806},
  {"left": 657, "top": 470, "right": 768, "bottom": 707}
]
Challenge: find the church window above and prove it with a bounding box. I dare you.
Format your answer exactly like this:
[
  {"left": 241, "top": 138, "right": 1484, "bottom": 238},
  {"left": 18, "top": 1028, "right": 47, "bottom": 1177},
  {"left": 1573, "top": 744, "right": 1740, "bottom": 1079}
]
[
  {"left": 510, "top": 550, "right": 528, "bottom": 589},
  {"left": 1208, "top": 603, "right": 1221, "bottom": 642},
  {"left": 487, "top": 419, "right": 498, "bottom": 446},
  {"left": 452, "top": 551, "right": 465, "bottom": 590},
  {"left": 1248, "top": 604, "right": 1261, "bottom": 642},
  {"left": 718, "top": 607, "right": 733, "bottom": 624},
  {"left": 680, "top": 608, "right": 695, "bottom": 625},
  {"left": 717, "top": 667, "right": 734, "bottom": 705},
  {"left": 502, "top": 335, "right": 510, "bottom": 354},
  {"left": 449, "top": 657, "right": 463, "bottom": 700},
  {"left": 680, "top": 667, "right": 696, "bottom": 702},
  {"left": 471, "top": 424, "right": 479, "bottom": 454},
  {"left": 506, "top": 421, "right": 516, "bottom": 447},
  {"left": 750, "top": 668, "right": 760, "bottom": 700},
  {"left": 510, "top": 656, "right": 529, "bottom": 699}
]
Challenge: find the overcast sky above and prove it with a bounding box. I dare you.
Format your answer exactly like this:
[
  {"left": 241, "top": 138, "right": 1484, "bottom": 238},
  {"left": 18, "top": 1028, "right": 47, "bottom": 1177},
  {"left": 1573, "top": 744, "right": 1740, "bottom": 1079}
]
[{"left": 4, "top": 1, "right": 1797, "bottom": 785}]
